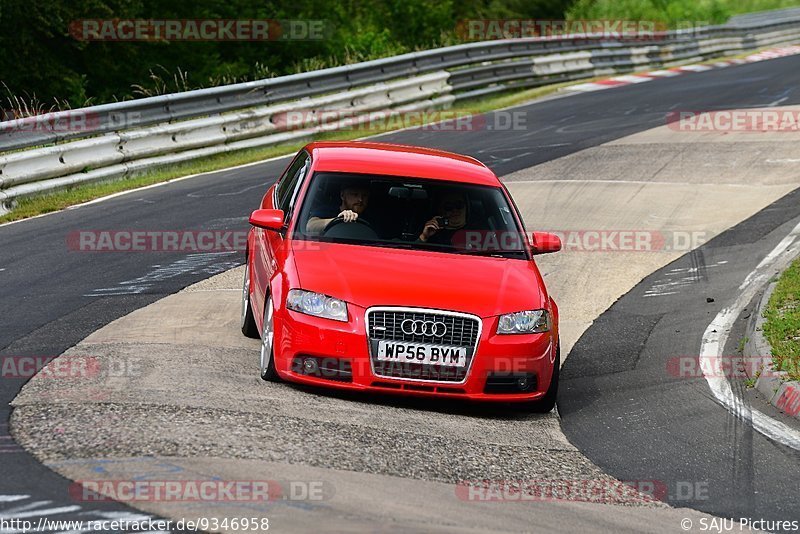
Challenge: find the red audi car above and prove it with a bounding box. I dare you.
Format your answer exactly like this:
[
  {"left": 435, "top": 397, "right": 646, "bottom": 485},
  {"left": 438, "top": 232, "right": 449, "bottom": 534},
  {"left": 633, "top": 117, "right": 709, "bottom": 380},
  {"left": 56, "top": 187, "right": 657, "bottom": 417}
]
[{"left": 241, "top": 141, "right": 562, "bottom": 410}]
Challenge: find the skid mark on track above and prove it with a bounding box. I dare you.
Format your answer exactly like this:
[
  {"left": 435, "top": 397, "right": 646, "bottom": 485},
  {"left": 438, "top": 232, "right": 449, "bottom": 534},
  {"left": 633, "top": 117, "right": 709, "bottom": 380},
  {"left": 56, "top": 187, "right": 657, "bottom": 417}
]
[
  {"left": 700, "top": 219, "right": 800, "bottom": 450},
  {"left": 643, "top": 255, "right": 728, "bottom": 297},
  {"left": 85, "top": 252, "right": 239, "bottom": 297}
]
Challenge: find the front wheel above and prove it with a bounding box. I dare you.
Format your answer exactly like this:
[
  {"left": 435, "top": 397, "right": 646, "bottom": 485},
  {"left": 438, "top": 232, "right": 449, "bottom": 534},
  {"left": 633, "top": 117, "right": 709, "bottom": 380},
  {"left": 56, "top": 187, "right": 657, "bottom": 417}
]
[
  {"left": 259, "top": 296, "right": 280, "bottom": 382},
  {"left": 527, "top": 342, "right": 559, "bottom": 413}
]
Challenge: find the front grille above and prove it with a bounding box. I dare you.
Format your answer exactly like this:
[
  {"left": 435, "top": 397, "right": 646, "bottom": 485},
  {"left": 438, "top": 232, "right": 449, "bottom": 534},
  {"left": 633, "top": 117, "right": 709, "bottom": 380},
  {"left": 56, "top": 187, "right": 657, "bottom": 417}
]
[
  {"left": 369, "top": 310, "right": 480, "bottom": 346},
  {"left": 367, "top": 308, "right": 481, "bottom": 382}
]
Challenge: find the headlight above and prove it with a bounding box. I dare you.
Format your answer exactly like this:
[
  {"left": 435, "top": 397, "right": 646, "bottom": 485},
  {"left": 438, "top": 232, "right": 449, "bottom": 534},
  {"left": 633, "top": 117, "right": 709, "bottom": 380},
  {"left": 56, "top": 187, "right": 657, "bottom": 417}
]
[
  {"left": 287, "top": 289, "right": 348, "bottom": 322},
  {"left": 497, "top": 309, "right": 550, "bottom": 334}
]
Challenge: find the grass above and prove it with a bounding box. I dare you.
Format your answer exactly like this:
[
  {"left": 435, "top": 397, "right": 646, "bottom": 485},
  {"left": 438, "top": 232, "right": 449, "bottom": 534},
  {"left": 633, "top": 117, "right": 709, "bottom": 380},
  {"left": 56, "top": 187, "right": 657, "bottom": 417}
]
[
  {"left": 762, "top": 257, "right": 800, "bottom": 382},
  {"left": 0, "top": 79, "right": 581, "bottom": 224}
]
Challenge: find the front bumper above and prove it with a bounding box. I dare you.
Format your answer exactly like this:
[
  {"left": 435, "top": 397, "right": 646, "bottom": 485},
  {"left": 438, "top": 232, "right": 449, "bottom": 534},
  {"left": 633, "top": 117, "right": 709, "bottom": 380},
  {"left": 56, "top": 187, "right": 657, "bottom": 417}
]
[{"left": 272, "top": 304, "right": 557, "bottom": 403}]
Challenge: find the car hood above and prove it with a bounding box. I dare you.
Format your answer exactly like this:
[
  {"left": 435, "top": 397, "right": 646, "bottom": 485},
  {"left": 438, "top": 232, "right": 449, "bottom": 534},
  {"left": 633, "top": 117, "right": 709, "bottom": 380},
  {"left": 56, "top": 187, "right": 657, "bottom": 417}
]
[{"left": 290, "top": 241, "right": 547, "bottom": 317}]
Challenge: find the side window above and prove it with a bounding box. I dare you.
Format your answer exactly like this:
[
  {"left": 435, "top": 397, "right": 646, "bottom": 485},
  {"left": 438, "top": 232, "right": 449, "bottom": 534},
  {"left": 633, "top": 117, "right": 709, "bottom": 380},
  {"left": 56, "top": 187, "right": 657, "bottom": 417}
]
[
  {"left": 275, "top": 152, "right": 309, "bottom": 213},
  {"left": 283, "top": 158, "right": 309, "bottom": 221}
]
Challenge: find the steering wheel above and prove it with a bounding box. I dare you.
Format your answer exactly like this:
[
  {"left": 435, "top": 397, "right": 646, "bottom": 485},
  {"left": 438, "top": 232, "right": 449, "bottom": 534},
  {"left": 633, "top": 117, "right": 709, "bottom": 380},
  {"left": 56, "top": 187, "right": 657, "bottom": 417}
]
[{"left": 322, "top": 216, "right": 373, "bottom": 234}]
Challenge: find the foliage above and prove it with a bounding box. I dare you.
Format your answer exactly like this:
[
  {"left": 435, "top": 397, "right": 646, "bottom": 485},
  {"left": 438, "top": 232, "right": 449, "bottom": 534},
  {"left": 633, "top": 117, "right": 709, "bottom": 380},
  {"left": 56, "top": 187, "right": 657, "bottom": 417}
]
[
  {"left": 567, "top": 0, "right": 800, "bottom": 28},
  {"left": 0, "top": 0, "right": 795, "bottom": 112},
  {"left": 0, "top": 0, "right": 569, "bottom": 109}
]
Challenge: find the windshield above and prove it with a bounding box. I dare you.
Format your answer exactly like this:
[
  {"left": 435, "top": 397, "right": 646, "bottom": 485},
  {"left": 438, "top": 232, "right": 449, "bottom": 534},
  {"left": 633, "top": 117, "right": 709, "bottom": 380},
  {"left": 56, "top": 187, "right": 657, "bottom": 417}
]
[{"left": 292, "top": 172, "right": 528, "bottom": 258}]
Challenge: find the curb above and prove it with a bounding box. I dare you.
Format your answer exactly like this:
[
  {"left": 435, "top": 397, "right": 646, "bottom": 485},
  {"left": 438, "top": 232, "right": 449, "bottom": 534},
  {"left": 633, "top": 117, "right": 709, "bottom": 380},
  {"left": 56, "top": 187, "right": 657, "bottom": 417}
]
[
  {"left": 744, "top": 279, "right": 800, "bottom": 420},
  {"left": 565, "top": 45, "right": 800, "bottom": 93}
]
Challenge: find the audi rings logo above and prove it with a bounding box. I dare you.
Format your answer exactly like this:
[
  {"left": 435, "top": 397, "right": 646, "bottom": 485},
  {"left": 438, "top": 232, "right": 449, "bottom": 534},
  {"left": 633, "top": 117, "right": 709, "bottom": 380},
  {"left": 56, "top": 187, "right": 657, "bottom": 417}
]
[{"left": 401, "top": 319, "right": 447, "bottom": 337}]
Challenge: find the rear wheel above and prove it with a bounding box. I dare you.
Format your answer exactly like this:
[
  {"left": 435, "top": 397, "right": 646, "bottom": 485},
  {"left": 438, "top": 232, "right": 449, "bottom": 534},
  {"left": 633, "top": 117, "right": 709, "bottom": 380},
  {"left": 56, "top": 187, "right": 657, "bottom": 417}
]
[
  {"left": 241, "top": 261, "right": 259, "bottom": 338},
  {"left": 527, "top": 342, "right": 560, "bottom": 413},
  {"left": 259, "top": 296, "right": 280, "bottom": 382}
]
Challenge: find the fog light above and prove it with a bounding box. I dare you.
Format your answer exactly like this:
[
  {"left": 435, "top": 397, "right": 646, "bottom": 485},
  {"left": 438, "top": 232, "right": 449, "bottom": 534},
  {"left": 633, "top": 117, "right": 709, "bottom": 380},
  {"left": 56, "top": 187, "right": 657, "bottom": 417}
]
[
  {"left": 517, "top": 376, "right": 531, "bottom": 391},
  {"left": 303, "top": 358, "right": 319, "bottom": 374}
]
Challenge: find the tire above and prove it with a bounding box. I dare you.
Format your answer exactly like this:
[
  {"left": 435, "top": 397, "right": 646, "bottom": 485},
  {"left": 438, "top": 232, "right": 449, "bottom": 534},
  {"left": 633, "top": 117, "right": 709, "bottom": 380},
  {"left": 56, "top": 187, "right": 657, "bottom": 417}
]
[
  {"left": 259, "top": 295, "right": 281, "bottom": 382},
  {"left": 241, "top": 260, "right": 259, "bottom": 339},
  {"left": 527, "top": 341, "right": 560, "bottom": 413}
]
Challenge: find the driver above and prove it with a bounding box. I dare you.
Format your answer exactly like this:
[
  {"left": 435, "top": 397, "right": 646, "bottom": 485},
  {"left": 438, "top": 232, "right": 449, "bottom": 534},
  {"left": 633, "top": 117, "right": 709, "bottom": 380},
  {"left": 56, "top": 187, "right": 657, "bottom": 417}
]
[{"left": 306, "top": 182, "right": 370, "bottom": 235}]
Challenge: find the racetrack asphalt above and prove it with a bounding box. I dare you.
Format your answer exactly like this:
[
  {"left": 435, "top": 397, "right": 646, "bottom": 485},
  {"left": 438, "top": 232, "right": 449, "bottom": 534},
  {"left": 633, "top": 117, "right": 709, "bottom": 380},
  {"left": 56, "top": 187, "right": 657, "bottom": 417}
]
[
  {"left": 559, "top": 188, "right": 800, "bottom": 526},
  {"left": 1, "top": 53, "right": 800, "bottom": 528}
]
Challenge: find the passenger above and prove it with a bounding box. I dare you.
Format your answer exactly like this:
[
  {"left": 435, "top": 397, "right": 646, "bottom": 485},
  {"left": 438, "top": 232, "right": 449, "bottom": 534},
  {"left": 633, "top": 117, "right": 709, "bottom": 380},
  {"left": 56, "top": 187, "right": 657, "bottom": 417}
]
[
  {"left": 418, "top": 192, "right": 468, "bottom": 245},
  {"left": 306, "top": 182, "right": 371, "bottom": 235}
]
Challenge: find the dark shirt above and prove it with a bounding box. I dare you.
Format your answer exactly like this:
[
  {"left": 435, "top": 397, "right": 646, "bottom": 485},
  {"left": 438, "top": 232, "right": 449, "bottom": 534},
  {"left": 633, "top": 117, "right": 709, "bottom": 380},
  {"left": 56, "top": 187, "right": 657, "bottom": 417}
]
[{"left": 309, "top": 200, "right": 342, "bottom": 220}]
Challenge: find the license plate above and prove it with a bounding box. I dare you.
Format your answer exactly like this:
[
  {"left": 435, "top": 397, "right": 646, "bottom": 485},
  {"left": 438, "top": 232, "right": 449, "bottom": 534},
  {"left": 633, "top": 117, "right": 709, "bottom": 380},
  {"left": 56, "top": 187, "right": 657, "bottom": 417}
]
[{"left": 376, "top": 341, "right": 467, "bottom": 367}]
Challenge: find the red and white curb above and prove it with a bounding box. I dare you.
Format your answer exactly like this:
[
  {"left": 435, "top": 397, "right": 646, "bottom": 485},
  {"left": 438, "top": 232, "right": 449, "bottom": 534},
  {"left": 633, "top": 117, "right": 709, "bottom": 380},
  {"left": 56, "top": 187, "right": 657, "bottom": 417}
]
[
  {"left": 566, "top": 45, "right": 800, "bottom": 93},
  {"left": 704, "top": 219, "right": 800, "bottom": 451}
]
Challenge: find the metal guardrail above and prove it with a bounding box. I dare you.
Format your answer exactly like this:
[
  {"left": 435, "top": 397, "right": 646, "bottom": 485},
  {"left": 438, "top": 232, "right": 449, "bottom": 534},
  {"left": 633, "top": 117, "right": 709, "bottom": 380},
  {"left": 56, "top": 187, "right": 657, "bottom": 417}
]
[
  {"left": 1, "top": 8, "right": 800, "bottom": 215},
  {"left": 3, "top": 9, "right": 800, "bottom": 153}
]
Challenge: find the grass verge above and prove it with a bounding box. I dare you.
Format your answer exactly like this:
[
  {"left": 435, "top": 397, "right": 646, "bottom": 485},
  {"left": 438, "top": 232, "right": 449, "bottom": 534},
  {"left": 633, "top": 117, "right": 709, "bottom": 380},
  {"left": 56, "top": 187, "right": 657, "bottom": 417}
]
[{"left": 763, "top": 257, "right": 800, "bottom": 382}]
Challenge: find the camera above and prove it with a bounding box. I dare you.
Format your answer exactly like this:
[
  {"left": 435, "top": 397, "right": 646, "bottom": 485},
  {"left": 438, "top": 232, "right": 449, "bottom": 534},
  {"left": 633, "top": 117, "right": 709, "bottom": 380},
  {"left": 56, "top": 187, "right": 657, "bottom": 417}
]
[{"left": 436, "top": 216, "right": 449, "bottom": 228}]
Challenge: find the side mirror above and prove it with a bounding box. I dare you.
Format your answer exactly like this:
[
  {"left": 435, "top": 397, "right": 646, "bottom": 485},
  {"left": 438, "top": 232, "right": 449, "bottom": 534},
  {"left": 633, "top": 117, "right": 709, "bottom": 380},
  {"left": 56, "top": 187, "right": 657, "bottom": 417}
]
[
  {"left": 529, "top": 231, "right": 561, "bottom": 254},
  {"left": 249, "top": 209, "right": 285, "bottom": 231}
]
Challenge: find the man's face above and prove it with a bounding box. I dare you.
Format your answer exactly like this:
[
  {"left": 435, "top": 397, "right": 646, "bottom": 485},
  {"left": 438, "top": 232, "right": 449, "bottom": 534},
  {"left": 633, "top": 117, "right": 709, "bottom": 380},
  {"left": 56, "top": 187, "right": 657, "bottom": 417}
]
[
  {"left": 341, "top": 187, "right": 370, "bottom": 214},
  {"left": 439, "top": 193, "right": 467, "bottom": 228}
]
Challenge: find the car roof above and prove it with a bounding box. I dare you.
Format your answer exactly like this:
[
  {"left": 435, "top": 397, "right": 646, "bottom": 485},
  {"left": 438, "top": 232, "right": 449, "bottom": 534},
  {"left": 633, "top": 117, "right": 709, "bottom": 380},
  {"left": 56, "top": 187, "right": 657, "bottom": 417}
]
[{"left": 304, "top": 141, "right": 500, "bottom": 187}]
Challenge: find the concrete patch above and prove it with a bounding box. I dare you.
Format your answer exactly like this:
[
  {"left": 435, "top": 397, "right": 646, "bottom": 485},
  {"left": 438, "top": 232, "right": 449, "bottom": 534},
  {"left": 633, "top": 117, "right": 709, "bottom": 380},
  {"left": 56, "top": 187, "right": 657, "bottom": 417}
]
[{"left": 82, "top": 288, "right": 253, "bottom": 349}]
